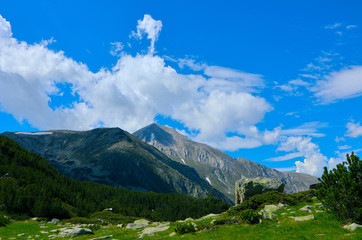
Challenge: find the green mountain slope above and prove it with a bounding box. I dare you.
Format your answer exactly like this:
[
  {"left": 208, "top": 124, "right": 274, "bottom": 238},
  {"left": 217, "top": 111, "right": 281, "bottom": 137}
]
[
  {"left": 1, "top": 128, "right": 230, "bottom": 203},
  {"left": 0, "top": 135, "right": 230, "bottom": 221}
]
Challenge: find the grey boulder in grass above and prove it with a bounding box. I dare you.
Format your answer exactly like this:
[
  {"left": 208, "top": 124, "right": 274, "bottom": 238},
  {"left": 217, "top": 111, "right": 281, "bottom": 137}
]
[{"left": 235, "top": 177, "right": 285, "bottom": 205}]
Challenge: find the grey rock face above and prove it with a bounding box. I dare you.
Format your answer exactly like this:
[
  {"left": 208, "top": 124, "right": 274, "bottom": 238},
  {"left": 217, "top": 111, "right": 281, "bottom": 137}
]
[
  {"left": 235, "top": 178, "right": 285, "bottom": 205},
  {"left": 134, "top": 123, "right": 319, "bottom": 204}
]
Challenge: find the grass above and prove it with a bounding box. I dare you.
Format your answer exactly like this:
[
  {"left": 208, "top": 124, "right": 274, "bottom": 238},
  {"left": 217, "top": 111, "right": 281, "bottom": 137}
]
[{"left": 0, "top": 199, "right": 361, "bottom": 239}]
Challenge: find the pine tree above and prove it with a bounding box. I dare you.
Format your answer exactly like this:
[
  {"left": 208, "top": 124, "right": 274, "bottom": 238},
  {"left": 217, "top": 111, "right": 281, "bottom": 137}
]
[{"left": 317, "top": 152, "right": 361, "bottom": 223}]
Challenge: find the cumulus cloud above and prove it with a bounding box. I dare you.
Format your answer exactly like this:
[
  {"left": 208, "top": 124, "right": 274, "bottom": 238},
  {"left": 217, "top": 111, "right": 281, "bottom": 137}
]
[
  {"left": 277, "top": 136, "right": 328, "bottom": 176},
  {"left": 0, "top": 15, "right": 11, "bottom": 39},
  {"left": 275, "top": 135, "right": 360, "bottom": 176},
  {"left": 0, "top": 14, "right": 275, "bottom": 151},
  {"left": 313, "top": 66, "right": 362, "bottom": 103},
  {"left": 131, "top": 14, "right": 162, "bottom": 54},
  {"left": 346, "top": 121, "right": 362, "bottom": 138}
]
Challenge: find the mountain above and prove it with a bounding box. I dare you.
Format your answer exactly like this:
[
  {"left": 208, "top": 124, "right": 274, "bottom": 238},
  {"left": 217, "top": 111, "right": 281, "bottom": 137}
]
[
  {"left": 0, "top": 135, "right": 229, "bottom": 221},
  {"left": 133, "top": 123, "right": 319, "bottom": 203},
  {"left": 2, "top": 128, "right": 230, "bottom": 204}
]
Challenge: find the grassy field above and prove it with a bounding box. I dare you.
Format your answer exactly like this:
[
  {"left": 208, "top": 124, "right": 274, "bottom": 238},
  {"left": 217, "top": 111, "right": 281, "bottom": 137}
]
[{"left": 0, "top": 199, "right": 361, "bottom": 240}]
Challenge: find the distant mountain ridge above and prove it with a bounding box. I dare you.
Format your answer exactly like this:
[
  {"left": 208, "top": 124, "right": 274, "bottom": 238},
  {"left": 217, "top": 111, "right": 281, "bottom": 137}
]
[
  {"left": 133, "top": 123, "right": 319, "bottom": 203},
  {"left": 2, "top": 128, "right": 230, "bottom": 203}
]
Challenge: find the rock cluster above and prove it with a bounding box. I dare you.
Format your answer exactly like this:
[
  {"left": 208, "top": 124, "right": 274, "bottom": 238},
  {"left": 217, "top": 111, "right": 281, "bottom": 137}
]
[{"left": 235, "top": 177, "right": 285, "bottom": 205}]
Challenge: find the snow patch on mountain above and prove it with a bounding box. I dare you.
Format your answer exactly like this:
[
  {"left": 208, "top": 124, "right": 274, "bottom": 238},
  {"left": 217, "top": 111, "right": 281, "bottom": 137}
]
[
  {"left": 150, "top": 133, "right": 155, "bottom": 141},
  {"left": 206, "top": 177, "right": 212, "bottom": 185},
  {"left": 15, "top": 132, "right": 53, "bottom": 135}
]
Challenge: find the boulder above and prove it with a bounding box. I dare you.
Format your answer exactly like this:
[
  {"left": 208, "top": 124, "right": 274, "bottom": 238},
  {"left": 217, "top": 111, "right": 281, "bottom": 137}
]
[
  {"left": 343, "top": 223, "right": 362, "bottom": 231},
  {"left": 49, "top": 218, "right": 60, "bottom": 224},
  {"left": 300, "top": 205, "right": 312, "bottom": 213},
  {"left": 289, "top": 215, "right": 314, "bottom": 221},
  {"left": 235, "top": 177, "right": 285, "bottom": 205},
  {"left": 90, "top": 236, "right": 113, "bottom": 240},
  {"left": 126, "top": 219, "right": 150, "bottom": 229},
  {"left": 57, "top": 227, "right": 93, "bottom": 237},
  {"left": 139, "top": 225, "right": 170, "bottom": 238},
  {"left": 259, "top": 203, "right": 286, "bottom": 220}
]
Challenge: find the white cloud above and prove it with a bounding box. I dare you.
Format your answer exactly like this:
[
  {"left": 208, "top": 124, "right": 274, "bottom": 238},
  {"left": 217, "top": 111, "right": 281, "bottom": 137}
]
[
  {"left": 0, "top": 15, "right": 11, "bottom": 39},
  {"left": 313, "top": 66, "right": 362, "bottom": 103},
  {"left": 280, "top": 122, "right": 327, "bottom": 138},
  {"left": 275, "top": 166, "right": 297, "bottom": 172},
  {"left": 335, "top": 136, "right": 345, "bottom": 142},
  {"left": 346, "top": 25, "right": 358, "bottom": 30},
  {"left": 131, "top": 14, "right": 162, "bottom": 54},
  {"left": 338, "top": 145, "right": 351, "bottom": 150},
  {"left": 324, "top": 22, "right": 342, "bottom": 29},
  {"left": 346, "top": 121, "right": 362, "bottom": 138},
  {"left": 288, "top": 79, "right": 310, "bottom": 86},
  {"left": 0, "top": 14, "right": 275, "bottom": 152},
  {"left": 277, "top": 136, "right": 328, "bottom": 176},
  {"left": 110, "top": 42, "right": 124, "bottom": 56},
  {"left": 327, "top": 157, "right": 344, "bottom": 170},
  {"left": 277, "top": 79, "right": 310, "bottom": 93},
  {"left": 169, "top": 57, "right": 265, "bottom": 92},
  {"left": 266, "top": 152, "right": 303, "bottom": 162}
]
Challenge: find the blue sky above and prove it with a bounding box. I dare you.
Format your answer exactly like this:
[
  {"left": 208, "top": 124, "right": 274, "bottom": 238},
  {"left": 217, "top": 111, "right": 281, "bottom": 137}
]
[{"left": 0, "top": 0, "right": 361, "bottom": 176}]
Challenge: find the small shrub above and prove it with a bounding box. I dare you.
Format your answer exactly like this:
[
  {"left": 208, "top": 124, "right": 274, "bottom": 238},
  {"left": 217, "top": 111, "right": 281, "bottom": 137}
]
[
  {"left": 228, "top": 190, "right": 316, "bottom": 216},
  {"left": 0, "top": 214, "right": 10, "bottom": 227},
  {"left": 228, "top": 191, "right": 295, "bottom": 215},
  {"left": 290, "top": 190, "right": 314, "bottom": 202},
  {"left": 240, "top": 209, "right": 260, "bottom": 224},
  {"left": 88, "top": 224, "right": 101, "bottom": 231},
  {"left": 174, "top": 222, "right": 196, "bottom": 234},
  {"left": 34, "top": 217, "right": 48, "bottom": 222},
  {"left": 211, "top": 218, "right": 237, "bottom": 225},
  {"left": 196, "top": 222, "right": 216, "bottom": 231}
]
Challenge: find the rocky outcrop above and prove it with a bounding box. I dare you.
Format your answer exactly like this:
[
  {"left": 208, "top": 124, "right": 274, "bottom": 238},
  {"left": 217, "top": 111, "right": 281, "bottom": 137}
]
[{"left": 235, "top": 177, "right": 285, "bottom": 205}]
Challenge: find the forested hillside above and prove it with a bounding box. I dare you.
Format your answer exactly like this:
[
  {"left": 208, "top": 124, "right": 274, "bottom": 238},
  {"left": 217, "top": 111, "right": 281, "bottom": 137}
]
[{"left": 0, "top": 136, "right": 229, "bottom": 221}]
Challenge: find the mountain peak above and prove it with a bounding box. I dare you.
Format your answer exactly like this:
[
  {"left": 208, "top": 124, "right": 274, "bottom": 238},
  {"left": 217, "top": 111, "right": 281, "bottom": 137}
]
[{"left": 133, "top": 123, "right": 182, "bottom": 146}]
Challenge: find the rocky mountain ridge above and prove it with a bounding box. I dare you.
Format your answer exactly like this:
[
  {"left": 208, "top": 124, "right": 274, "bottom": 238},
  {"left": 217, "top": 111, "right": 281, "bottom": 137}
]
[{"left": 133, "top": 123, "right": 319, "bottom": 203}]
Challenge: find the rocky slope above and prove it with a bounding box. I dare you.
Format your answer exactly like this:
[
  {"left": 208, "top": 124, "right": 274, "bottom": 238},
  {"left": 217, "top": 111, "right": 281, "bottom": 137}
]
[
  {"left": 2, "top": 128, "right": 229, "bottom": 203},
  {"left": 133, "top": 123, "right": 319, "bottom": 203}
]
